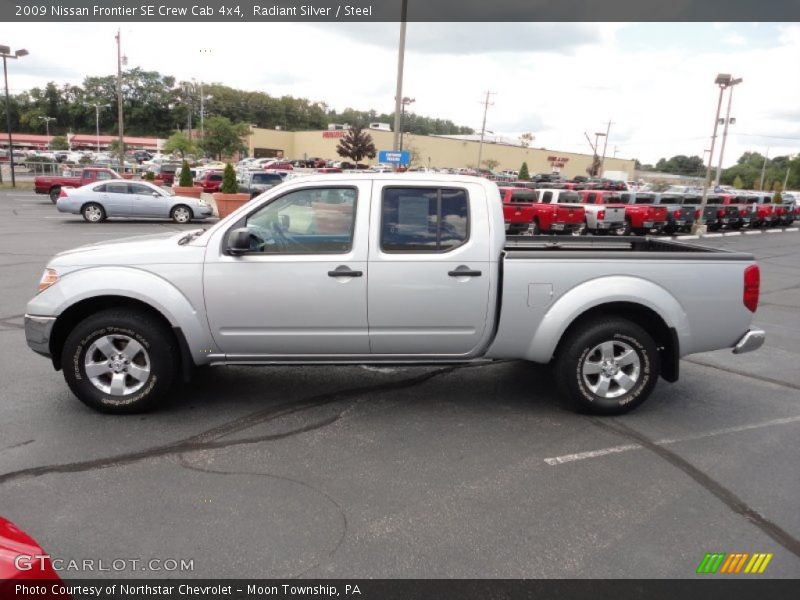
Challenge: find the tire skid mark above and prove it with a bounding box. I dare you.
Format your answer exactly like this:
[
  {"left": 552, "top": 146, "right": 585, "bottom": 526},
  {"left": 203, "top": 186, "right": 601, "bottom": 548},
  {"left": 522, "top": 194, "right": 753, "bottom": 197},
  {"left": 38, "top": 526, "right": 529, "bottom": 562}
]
[
  {"left": 0, "top": 365, "right": 467, "bottom": 485},
  {"left": 593, "top": 418, "right": 800, "bottom": 558}
]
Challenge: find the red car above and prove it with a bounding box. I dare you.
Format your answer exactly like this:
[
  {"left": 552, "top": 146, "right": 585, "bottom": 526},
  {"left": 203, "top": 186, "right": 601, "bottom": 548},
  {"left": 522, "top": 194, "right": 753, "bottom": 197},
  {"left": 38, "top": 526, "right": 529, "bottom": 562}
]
[
  {"left": 195, "top": 171, "right": 223, "bottom": 193},
  {"left": 0, "top": 516, "right": 63, "bottom": 598},
  {"left": 34, "top": 167, "right": 119, "bottom": 204},
  {"left": 499, "top": 187, "right": 585, "bottom": 235},
  {"left": 262, "top": 160, "right": 293, "bottom": 171},
  {"left": 618, "top": 191, "right": 668, "bottom": 235}
]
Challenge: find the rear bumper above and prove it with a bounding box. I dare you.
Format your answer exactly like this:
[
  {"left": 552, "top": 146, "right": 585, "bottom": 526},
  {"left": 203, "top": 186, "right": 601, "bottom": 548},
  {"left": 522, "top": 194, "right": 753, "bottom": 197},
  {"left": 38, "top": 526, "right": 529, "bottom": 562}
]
[
  {"left": 733, "top": 328, "right": 765, "bottom": 354},
  {"left": 24, "top": 314, "right": 56, "bottom": 358}
]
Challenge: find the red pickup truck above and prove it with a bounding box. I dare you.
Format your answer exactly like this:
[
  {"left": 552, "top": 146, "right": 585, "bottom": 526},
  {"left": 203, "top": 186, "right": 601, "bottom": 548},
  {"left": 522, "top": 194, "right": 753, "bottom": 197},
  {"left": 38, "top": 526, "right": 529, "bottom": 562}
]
[
  {"left": 618, "top": 191, "right": 668, "bottom": 235},
  {"left": 35, "top": 167, "right": 119, "bottom": 203},
  {"left": 499, "top": 187, "right": 585, "bottom": 235},
  {"left": 196, "top": 170, "right": 224, "bottom": 193}
]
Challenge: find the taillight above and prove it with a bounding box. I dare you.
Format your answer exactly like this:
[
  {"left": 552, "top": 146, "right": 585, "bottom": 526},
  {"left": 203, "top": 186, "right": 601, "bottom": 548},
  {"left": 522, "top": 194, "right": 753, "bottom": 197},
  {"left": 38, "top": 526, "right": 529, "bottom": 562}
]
[
  {"left": 673, "top": 209, "right": 681, "bottom": 218},
  {"left": 59, "top": 188, "right": 68, "bottom": 198},
  {"left": 740, "top": 209, "right": 747, "bottom": 216},
  {"left": 597, "top": 210, "right": 605, "bottom": 220},
  {"left": 794, "top": 207, "right": 800, "bottom": 216},
  {"left": 695, "top": 209, "right": 701, "bottom": 219},
  {"left": 717, "top": 208, "right": 726, "bottom": 218},
  {"left": 743, "top": 265, "right": 760, "bottom": 313},
  {"left": 777, "top": 207, "right": 785, "bottom": 215}
]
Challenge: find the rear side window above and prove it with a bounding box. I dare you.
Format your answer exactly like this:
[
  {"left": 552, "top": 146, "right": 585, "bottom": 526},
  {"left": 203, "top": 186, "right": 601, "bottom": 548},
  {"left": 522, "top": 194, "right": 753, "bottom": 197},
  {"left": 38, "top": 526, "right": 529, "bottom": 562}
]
[
  {"left": 381, "top": 187, "right": 469, "bottom": 253},
  {"left": 106, "top": 182, "right": 130, "bottom": 194},
  {"left": 94, "top": 184, "right": 106, "bottom": 193},
  {"left": 633, "top": 195, "right": 655, "bottom": 204},
  {"left": 541, "top": 191, "right": 553, "bottom": 203},
  {"left": 558, "top": 192, "right": 581, "bottom": 203},
  {"left": 96, "top": 171, "right": 112, "bottom": 181}
]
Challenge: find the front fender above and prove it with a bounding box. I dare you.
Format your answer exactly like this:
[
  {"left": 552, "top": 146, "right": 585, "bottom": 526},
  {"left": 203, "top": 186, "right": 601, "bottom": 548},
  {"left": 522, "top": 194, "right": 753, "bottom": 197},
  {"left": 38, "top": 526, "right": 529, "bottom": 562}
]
[
  {"left": 524, "top": 275, "right": 691, "bottom": 363},
  {"left": 26, "top": 266, "right": 217, "bottom": 364}
]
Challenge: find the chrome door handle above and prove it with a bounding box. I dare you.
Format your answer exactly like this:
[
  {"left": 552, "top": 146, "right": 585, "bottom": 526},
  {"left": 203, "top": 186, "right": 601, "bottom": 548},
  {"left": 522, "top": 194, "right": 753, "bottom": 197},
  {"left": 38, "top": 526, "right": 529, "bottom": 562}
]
[
  {"left": 328, "top": 266, "right": 362, "bottom": 277},
  {"left": 448, "top": 267, "right": 482, "bottom": 277}
]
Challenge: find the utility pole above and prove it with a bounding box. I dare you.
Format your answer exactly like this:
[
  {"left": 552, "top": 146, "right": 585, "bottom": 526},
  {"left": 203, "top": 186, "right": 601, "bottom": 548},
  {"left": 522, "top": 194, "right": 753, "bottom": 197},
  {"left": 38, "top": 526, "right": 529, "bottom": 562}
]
[
  {"left": 759, "top": 148, "right": 769, "bottom": 191},
  {"left": 783, "top": 167, "right": 790, "bottom": 193},
  {"left": 115, "top": 29, "right": 125, "bottom": 170},
  {"left": 93, "top": 103, "right": 110, "bottom": 152},
  {"left": 1, "top": 45, "right": 29, "bottom": 187},
  {"left": 476, "top": 90, "right": 494, "bottom": 171},
  {"left": 38, "top": 116, "right": 55, "bottom": 142},
  {"left": 715, "top": 87, "right": 734, "bottom": 187},
  {"left": 599, "top": 119, "right": 612, "bottom": 175},
  {"left": 392, "top": 0, "right": 408, "bottom": 152},
  {"left": 199, "top": 79, "right": 205, "bottom": 143}
]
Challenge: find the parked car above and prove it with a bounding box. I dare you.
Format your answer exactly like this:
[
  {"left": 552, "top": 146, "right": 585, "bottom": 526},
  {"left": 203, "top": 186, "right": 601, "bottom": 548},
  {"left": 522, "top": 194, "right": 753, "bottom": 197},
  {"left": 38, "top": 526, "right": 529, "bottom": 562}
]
[
  {"left": 262, "top": 160, "right": 293, "bottom": 171},
  {"left": 650, "top": 193, "right": 696, "bottom": 234},
  {"left": 238, "top": 171, "right": 286, "bottom": 198},
  {"left": 34, "top": 167, "right": 119, "bottom": 203},
  {"left": 574, "top": 190, "right": 627, "bottom": 235},
  {"left": 25, "top": 174, "right": 764, "bottom": 416},
  {"left": 196, "top": 170, "right": 224, "bottom": 193},
  {"left": 498, "top": 187, "right": 585, "bottom": 235},
  {"left": 741, "top": 194, "right": 779, "bottom": 228},
  {"left": 133, "top": 150, "right": 153, "bottom": 164},
  {"left": 618, "top": 192, "right": 669, "bottom": 235},
  {"left": 776, "top": 198, "right": 796, "bottom": 226},
  {"left": 55, "top": 179, "right": 212, "bottom": 223},
  {"left": 0, "top": 516, "right": 62, "bottom": 592},
  {"left": 704, "top": 194, "right": 744, "bottom": 230}
]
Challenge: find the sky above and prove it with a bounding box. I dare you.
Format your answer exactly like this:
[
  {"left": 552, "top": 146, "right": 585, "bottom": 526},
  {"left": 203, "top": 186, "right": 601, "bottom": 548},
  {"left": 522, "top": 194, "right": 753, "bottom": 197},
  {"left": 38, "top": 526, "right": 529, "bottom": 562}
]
[{"left": 3, "top": 22, "right": 799, "bottom": 166}]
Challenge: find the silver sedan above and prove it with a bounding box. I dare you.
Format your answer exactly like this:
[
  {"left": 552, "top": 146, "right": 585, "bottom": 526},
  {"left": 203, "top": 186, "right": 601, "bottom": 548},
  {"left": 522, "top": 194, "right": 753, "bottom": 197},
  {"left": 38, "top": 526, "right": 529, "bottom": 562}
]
[{"left": 55, "top": 179, "right": 213, "bottom": 223}]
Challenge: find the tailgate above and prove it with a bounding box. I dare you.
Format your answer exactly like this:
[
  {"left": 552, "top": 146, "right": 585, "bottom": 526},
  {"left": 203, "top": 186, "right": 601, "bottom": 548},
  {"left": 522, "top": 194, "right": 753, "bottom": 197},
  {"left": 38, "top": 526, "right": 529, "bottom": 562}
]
[
  {"left": 556, "top": 205, "right": 584, "bottom": 224},
  {"left": 601, "top": 205, "right": 626, "bottom": 222},
  {"left": 649, "top": 206, "right": 668, "bottom": 221}
]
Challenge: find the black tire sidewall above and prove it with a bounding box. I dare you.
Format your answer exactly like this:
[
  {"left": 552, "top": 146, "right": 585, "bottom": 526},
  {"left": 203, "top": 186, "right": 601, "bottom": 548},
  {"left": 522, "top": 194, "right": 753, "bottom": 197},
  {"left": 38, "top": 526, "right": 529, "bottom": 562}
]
[
  {"left": 557, "top": 321, "right": 660, "bottom": 415},
  {"left": 171, "top": 205, "right": 192, "bottom": 223},
  {"left": 62, "top": 313, "right": 175, "bottom": 413}
]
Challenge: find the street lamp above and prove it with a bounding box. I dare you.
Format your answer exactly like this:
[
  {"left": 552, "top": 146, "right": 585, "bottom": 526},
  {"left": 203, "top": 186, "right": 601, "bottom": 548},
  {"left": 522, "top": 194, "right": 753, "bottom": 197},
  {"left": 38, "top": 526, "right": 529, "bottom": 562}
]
[
  {"left": 714, "top": 77, "right": 742, "bottom": 187},
  {"left": 92, "top": 103, "right": 111, "bottom": 152},
  {"left": 38, "top": 116, "right": 55, "bottom": 144},
  {"left": 694, "top": 73, "right": 742, "bottom": 234},
  {"left": 1, "top": 45, "right": 29, "bottom": 187},
  {"left": 593, "top": 132, "right": 607, "bottom": 177},
  {"left": 399, "top": 96, "right": 415, "bottom": 151}
]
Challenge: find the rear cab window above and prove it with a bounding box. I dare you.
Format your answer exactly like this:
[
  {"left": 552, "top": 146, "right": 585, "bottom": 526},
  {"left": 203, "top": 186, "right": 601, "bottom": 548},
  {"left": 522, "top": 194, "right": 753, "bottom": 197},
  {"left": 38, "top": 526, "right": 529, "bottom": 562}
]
[{"left": 381, "top": 187, "right": 469, "bottom": 253}]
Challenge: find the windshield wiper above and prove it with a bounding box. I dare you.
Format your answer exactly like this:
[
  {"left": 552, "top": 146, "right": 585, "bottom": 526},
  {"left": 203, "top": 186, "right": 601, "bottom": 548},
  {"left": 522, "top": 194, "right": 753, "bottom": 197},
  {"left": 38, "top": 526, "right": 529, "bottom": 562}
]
[{"left": 178, "top": 229, "right": 206, "bottom": 245}]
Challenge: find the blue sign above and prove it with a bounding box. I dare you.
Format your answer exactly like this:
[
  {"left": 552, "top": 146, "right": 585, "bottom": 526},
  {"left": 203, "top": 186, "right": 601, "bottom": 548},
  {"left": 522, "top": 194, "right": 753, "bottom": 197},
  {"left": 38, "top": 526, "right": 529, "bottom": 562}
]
[{"left": 378, "top": 150, "right": 410, "bottom": 165}]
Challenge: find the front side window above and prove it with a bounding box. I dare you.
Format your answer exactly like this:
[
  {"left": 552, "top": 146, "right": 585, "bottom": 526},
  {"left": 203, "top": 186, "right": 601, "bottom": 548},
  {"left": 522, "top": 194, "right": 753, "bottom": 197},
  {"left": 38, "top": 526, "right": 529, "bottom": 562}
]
[
  {"left": 96, "top": 171, "right": 112, "bottom": 181},
  {"left": 243, "top": 187, "right": 357, "bottom": 254},
  {"left": 381, "top": 187, "right": 469, "bottom": 253},
  {"left": 130, "top": 183, "right": 157, "bottom": 195}
]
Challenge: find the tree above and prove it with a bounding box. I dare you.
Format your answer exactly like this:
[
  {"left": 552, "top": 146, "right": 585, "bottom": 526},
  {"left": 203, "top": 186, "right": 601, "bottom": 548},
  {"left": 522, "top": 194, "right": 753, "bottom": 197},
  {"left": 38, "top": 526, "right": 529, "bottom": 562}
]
[
  {"left": 178, "top": 159, "right": 193, "bottom": 187},
  {"left": 519, "top": 162, "right": 530, "bottom": 180},
  {"left": 164, "top": 131, "right": 195, "bottom": 158},
  {"left": 201, "top": 116, "right": 249, "bottom": 160},
  {"left": 335, "top": 125, "right": 376, "bottom": 167},
  {"left": 733, "top": 175, "right": 744, "bottom": 189},
  {"left": 482, "top": 158, "right": 500, "bottom": 171},
  {"left": 772, "top": 181, "right": 782, "bottom": 203},
  {"left": 654, "top": 155, "right": 705, "bottom": 177},
  {"left": 518, "top": 132, "right": 534, "bottom": 148},
  {"left": 220, "top": 163, "right": 238, "bottom": 194},
  {"left": 50, "top": 135, "right": 69, "bottom": 150},
  {"left": 109, "top": 139, "right": 126, "bottom": 154}
]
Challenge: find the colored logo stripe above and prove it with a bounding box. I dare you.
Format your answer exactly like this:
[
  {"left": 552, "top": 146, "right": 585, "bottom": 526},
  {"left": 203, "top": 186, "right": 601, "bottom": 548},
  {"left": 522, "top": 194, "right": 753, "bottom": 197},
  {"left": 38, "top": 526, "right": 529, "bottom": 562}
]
[{"left": 697, "top": 552, "right": 773, "bottom": 574}]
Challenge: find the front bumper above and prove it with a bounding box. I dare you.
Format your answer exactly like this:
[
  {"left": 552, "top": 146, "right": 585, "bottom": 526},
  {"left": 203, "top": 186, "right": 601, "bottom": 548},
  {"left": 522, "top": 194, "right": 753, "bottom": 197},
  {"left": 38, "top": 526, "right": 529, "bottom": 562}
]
[
  {"left": 24, "top": 314, "right": 56, "bottom": 357},
  {"left": 733, "top": 328, "right": 766, "bottom": 354}
]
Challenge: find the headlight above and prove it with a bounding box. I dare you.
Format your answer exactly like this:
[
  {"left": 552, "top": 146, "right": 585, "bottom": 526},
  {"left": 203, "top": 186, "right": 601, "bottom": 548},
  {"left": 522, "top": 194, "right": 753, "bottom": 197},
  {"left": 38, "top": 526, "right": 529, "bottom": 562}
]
[{"left": 38, "top": 268, "right": 59, "bottom": 293}]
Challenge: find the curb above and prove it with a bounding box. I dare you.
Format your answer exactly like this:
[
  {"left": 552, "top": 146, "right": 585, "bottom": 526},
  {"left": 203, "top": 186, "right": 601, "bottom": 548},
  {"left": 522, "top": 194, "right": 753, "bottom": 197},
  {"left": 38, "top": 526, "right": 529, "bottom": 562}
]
[{"left": 674, "top": 227, "right": 798, "bottom": 241}]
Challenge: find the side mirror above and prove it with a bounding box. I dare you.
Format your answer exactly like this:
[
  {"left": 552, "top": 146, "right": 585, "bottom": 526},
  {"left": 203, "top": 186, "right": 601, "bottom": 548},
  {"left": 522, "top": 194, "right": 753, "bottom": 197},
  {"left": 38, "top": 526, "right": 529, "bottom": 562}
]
[
  {"left": 279, "top": 214, "right": 290, "bottom": 230},
  {"left": 152, "top": 192, "right": 160, "bottom": 197},
  {"left": 227, "top": 227, "right": 251, "bottom": 255}
]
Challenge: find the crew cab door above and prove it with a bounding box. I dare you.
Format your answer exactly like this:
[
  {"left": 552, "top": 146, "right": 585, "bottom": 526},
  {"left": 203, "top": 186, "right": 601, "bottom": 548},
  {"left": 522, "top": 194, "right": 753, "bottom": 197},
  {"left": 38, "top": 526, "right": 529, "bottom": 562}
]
[
  {"left": 367, "top": 182, "right": 492, "bottom": 356},
  {"left": 203, "top": 182, "right": 370, "bottom": 356}
]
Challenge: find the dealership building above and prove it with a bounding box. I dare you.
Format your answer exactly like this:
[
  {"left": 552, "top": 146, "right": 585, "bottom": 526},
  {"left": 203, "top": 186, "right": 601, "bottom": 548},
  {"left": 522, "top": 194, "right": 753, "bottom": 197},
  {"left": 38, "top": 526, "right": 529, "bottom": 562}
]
[{"left": 247, "top": 126, "right": 637, "bottom": 178}]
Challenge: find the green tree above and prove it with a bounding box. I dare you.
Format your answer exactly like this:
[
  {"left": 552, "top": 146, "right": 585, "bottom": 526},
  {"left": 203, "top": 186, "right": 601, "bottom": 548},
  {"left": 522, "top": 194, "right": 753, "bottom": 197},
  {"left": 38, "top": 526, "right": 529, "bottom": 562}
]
[
  {"left": 50, "top": 135, "right": 69, "bottom": 150},
  {"left": 201, "top": 117, "right": 249, "bottom": 160},
  {"left": 335, "top": 125, "right": 377, "bottom": 167},
  {"left": 518, "top": 162, "right": 530, "bottom": 180},
  {"left": 178, "top": 159, "right": 193, "bottom": 187},
  {"left": 518, "top": 132, "right": 534, "bottom": 148},
  {"left": 733, "top": 175, "right": 744, "bottom": 189},
  {"left": 109, "top": 139, "right": 126, "bottom": 154},
  {"left": 164, "top": 131, "right": 196, "bottom": 158},
  {"left": 482, "top": 158, "right": 500, "bottom": 171},
  {"left": 220, "top": 163, "right": 238, "bottom": 194}
]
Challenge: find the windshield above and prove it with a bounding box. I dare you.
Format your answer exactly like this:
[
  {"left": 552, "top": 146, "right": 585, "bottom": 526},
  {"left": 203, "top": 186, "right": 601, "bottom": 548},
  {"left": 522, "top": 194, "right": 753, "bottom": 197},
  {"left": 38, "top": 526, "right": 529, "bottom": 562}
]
[{"left": 633, "top": 194, "right": 655, "bottom": 204}]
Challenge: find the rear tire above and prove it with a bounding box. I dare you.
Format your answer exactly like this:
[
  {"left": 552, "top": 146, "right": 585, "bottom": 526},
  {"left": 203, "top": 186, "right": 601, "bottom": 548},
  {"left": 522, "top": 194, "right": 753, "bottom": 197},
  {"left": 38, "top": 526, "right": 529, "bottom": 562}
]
[
  {"left": 617, "top": 219, "right": 632, "bottom": 236},
  {"left": 82, "top": 203, "right": 106, "bottom": 223},
  {"left": 61, "top": 309, "right": 177, "bottom": 414},
  {"left": 554, "top": 318, "right": 660, "bottom": 415},
  {"left": 528, "top": 220, "right": 540, "bottom": 236},
  {"left": 49, "top": 187, "right": 60, "bottom": 204}
]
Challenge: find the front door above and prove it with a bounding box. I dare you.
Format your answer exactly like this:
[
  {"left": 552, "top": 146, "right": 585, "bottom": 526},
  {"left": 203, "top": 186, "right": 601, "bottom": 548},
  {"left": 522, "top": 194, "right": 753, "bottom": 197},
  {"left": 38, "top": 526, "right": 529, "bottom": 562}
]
[
  {"left": 367, "top": 183, "right": 492, "bottom": 356},
  {"left": 129, "top": 182, "right": 168, "bottom": 218},
  {"left": 203, "top": 182, "right": 371, "bottom": 356}
]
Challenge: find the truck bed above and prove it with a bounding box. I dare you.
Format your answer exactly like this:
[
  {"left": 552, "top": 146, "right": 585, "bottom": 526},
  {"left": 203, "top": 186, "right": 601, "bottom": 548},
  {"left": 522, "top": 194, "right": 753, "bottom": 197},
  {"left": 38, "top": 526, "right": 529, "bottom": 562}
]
[{"left": 503, "top": 235, "right": 753, "bottom": 260}]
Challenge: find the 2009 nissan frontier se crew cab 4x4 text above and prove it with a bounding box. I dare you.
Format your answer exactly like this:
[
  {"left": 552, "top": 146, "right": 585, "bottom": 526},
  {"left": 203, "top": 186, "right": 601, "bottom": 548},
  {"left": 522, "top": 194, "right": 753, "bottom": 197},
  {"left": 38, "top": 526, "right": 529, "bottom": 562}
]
[{"left": 25, "top": 174, "right": 765, "bottom": 415}]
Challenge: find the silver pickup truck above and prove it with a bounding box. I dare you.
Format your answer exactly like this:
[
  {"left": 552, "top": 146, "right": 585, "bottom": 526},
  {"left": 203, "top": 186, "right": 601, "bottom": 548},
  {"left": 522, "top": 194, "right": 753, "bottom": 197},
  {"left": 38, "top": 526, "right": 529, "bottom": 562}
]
[{"left": 25, "top": 174, "right": 765, "bottom": 415}]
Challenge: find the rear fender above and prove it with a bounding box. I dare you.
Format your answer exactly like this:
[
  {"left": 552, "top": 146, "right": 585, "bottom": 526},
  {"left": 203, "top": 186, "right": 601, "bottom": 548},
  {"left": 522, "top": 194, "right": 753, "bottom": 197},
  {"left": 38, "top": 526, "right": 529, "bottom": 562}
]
[{"left": 523, "top": 275, "right": 690, "bottom": 363}]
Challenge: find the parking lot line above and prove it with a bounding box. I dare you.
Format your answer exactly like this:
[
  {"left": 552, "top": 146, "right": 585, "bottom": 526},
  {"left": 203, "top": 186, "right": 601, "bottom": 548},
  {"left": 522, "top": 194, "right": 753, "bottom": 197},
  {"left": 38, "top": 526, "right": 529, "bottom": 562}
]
[
  {"left": 723, "top": 232, "right": 741, "bottom": 236},
  {"left": 704, "top": 233, "right": 723, "bottom": 238},
  {"left": 744, "top": 230, "right": 761, "bottom": 235},
  {"left": 543, "top": 414, "right": 800, "bottom": 466},
  {"left": 676, "top": 235, "right": 699, "bottom": 240},
  {"left": 787, "top": 228, "right": 799, "bottom": 232},
  {"left": 766, "top": 229, "right": 784, "bottom": 234}
]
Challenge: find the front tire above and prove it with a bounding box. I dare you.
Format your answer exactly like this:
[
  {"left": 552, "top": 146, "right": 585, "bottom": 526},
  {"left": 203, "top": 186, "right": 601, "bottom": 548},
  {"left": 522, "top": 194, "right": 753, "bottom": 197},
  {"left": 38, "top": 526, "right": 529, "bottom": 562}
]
[
  {"left": 554, "top": 318, "right": 660, "bottom": 415},
  {"left": 171, "top": 204, "right": 193, "bottom": 224},
  {"left": 61, "top": 309, "right": 177, "bottom": 414},
  {"left": 82, "top": 203, "right": 106, "bottom": 223},
  {"left": 527, "top": 220, "right": 540, "bottom": 236}
]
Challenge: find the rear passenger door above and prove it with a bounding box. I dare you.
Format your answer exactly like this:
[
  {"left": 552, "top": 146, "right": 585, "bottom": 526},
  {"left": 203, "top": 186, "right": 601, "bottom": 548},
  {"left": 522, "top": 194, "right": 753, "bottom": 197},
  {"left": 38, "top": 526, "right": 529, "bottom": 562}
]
[
  {"left": 367, "top": 183, "right": 493, "bottom": 356},
  {"left": 95, "top": 181, "right": 133, "bottom": 216}
]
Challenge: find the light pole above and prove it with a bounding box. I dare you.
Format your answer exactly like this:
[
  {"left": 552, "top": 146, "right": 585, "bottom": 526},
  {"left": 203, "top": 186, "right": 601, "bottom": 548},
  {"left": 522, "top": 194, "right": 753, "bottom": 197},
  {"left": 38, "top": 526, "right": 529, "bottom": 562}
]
[
  {"left": 593, "top": 132, "right": 606, "bottom": 177},
  {"left": 38, "top": 116, "right": 55, "bottom": 144},
  {"left": 392, "top": 0, "right": 408, "bottom": 152},
  {"left": 115, "top": 29, "right": 126, "bottom": 170},
  {"left": 694, "top": 73, "right": 736, "bottom": 235},
  {"left": 399, "top": 96, "right": 414, "bottom": 151},
  {"left": 1, "top": 45, "right": 29, "bottom": 187},
  {"left": 714, "top": 77, "right": 742, "bottom": 187},
  {"left": 92, "top": 103, "right": 111, "bottom": 152}
]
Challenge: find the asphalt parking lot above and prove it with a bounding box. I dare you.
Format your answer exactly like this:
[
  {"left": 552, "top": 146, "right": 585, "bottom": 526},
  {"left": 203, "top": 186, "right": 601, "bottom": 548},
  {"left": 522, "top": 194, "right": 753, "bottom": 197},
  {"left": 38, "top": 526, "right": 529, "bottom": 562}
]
[{"left": 1, "top": 188, "right": 798, "bottom": 579}]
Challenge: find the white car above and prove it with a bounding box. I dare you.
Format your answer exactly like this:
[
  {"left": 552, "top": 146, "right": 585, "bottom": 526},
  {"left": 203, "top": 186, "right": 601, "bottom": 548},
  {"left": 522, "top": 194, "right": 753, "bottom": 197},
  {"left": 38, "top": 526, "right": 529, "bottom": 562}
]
[{"left": 55, "top": 179, "right": 213, "bottom": 224}]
